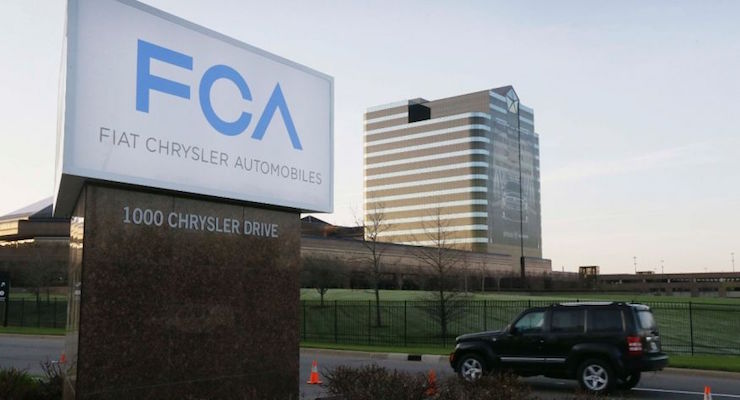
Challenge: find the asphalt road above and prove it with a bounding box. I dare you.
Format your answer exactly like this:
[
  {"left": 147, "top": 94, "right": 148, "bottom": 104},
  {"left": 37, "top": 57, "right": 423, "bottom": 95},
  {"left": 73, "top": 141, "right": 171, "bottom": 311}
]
[
  {"left": 0, "top": 334, "right": 64, "bottom": 374},
  {"left": 3, "top": 335, "right": 740, "bottom": 399},
  {"left": 299, "top": 350, "right": 740, "bottom": 400}
]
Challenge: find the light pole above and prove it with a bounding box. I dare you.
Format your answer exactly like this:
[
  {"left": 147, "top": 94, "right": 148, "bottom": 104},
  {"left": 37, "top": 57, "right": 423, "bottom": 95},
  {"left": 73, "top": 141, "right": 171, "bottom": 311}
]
[
  {"left": 514, "top": 93, "right": 525, "bottom": 286},
  {"left": 732, "top": 252, "right": 735, "bottom": 273},
  {"left": 633, "top": 256, "right": 637, "bottom": 274},
  {"left": 661, "top": 259, "right": 664, "bottom": 275}
]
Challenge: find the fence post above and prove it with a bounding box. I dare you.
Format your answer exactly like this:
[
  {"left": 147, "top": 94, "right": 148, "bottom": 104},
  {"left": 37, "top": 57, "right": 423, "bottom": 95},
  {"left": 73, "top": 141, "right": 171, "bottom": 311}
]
[
  {"left": 367, "top": 300, "right": 371, "bottom": 345},
  {"left": 20, "top": 299, "right": 25, "bottom": 327},
  {"left": 53, "top": 298, "right": 57, "bottom": 329},
  {"left": 333, "top": 300, "right": 338, "bottom": 344},
  {"left": 441, "top": 301, "right": 446, "bottom": 348},
  {"left": 37, "top": 299, "right": 41, "bottom": 328},
  {"left": 688, "top": 302, "right": 695, "bottom": 355},
  {"left": 483, "top": 300, "right": 487, "bottom": 331},
  {"left": 403, "top": 300, "right": 407, "bottom": 347},
  {"left": 302, "top": 301, "right": 307, "bottom": 342},
  {"left": 528, "top": 299, "right": 531, "bottom": 308}
]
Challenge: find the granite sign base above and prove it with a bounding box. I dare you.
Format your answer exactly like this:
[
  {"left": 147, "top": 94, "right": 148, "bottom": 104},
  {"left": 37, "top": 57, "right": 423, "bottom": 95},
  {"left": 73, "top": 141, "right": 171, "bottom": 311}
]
[{"left": 63, "top": 184, "right": 301, "bottom": 399}]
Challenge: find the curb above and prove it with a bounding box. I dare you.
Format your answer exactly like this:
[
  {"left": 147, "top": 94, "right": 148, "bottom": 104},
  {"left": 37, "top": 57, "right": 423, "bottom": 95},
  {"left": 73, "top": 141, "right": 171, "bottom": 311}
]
[
  {"left": 0, "top": 333, "right": 65, "bottom": 340},
  {"left": 663, "top": 367, "right": 740, "bottom": 379},
  {"left": 300, "top": 348, "right": 448, "bottom": 364}
]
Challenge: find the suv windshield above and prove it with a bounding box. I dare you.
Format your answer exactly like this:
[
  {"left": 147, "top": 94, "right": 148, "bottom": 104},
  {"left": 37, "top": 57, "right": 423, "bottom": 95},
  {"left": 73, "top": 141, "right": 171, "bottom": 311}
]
[{"left": 637, "top": 310, "right": 657, "bottom": 330}]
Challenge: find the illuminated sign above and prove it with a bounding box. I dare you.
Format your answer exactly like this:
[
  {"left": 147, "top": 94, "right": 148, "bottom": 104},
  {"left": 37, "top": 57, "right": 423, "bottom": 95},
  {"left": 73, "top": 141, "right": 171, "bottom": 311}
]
[{"left": 55, "top": 0, "right": 333, "bottom": 215}]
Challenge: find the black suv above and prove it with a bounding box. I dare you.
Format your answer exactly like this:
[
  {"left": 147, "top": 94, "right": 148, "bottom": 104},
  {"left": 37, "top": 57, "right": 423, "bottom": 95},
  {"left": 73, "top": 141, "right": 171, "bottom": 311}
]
[{"left": 449, "top": 302, "right": 668, "bottom": 394}]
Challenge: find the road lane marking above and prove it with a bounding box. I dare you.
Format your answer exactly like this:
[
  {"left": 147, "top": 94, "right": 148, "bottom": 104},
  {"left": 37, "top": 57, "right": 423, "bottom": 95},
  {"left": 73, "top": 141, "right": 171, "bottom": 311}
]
[{"left": 634, "top": 388, "right": 740, "bottom": 398}]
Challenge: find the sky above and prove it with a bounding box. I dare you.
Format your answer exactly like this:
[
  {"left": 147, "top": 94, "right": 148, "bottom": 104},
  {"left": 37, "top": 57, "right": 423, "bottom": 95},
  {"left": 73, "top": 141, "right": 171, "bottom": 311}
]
[{"left": 1, "top": 0, "right": 738, "bottom": 274}]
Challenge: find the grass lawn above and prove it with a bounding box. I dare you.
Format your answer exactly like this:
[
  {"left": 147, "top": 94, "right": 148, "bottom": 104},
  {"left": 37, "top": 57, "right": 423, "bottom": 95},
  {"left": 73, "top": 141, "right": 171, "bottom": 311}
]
[
  {"left": 0, "top": 326, "right": 65, "bottom": 336},
  {"left": 5, "top": 293, "right": 67, "bottom": 301},
  {"left": 300, "top": 288, "right": 740, "bottom": 305},
  {"left": 668, "top": 354, "right": 740, "bottom": 373}
]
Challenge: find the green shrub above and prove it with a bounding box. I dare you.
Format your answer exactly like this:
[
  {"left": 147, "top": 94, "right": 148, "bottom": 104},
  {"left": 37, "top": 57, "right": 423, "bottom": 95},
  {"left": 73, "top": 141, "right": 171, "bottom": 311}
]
[
  {"left": 436, "top": 373, "right": 532, "bottom": 400},
  {"left": 324, "top": 365, "right": 540, "bottom": 400},
  {"left": 0, "top": 367, "right": 40, "bottom": 400},
  {"left": 323, "top": 365, "right": 628, "bottom": 400},
  {"left": 324, "top": 364, "right": 428, "bottom": 400},
  {"left": 0, "top": 362, "right": 64, "bottom": 400},
  {"left": 36, "top": 360, "right": 64, "bottom": 399}
]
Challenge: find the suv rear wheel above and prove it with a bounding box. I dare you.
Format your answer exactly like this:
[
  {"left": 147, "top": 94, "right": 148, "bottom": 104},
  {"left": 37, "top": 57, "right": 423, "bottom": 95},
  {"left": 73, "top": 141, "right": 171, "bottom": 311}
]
[
  {"left": 577, "top": 358, "right": 615, "bottom": 394},
  {"left": 458, "top": 354, "right": 486, "bottom": 382}
]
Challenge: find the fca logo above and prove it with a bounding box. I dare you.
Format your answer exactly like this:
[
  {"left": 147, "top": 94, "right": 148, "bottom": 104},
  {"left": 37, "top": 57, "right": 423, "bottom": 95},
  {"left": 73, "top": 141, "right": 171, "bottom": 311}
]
[{"left": 135, "top": 39, "right": 302, "bottom": 150}]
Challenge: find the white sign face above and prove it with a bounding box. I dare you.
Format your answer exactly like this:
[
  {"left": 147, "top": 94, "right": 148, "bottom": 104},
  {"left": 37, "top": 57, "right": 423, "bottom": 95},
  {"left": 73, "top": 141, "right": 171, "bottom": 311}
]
[{"left": 54, "top": 0, "right": 333, "bottom": 215}]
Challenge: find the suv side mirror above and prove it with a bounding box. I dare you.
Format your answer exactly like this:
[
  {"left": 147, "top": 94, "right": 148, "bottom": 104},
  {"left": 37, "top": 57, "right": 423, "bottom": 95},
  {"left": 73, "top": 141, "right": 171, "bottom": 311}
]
[{"left": 509, "top": 325, "right": 519, "bottom": 335}]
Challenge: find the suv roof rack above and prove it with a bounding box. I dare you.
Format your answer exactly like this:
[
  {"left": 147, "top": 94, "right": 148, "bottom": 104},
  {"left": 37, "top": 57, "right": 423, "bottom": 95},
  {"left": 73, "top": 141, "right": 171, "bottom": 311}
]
[
  {"left": 553, "top": 302, "right": 652, "bottom": 311},
  {"left": 555, "top": 301, "right": 628, "bottom": 307}
]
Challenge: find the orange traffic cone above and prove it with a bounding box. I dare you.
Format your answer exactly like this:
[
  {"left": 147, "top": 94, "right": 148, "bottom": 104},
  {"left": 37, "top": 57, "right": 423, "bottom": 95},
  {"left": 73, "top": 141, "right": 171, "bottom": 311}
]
[
  {"left": 425, "top": 369, "right": 437, "bottom": 396},
  {"left": 59, "top": 353, "right": 67, "bottom": 364},
  {"left": 306, "top": 360, "right": 322, "bottom": 384},
  {"left": 704, "top": 386, "right": 712, "bottom": 400}
]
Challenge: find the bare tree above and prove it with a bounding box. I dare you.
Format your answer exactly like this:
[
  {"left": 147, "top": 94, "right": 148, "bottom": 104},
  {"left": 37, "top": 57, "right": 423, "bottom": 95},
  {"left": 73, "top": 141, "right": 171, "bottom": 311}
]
[
  {"left": 24, "top": 244, "right": 66, "bottom": 302},
  {"left": 413, "top": 207, "right": 468, "bottom": 343},
  {"left": 356, "top": 202, "right": 391, "bottom": 327},
  {"left": 301, "top": 255, "right": 343, "bottom": 307},
  {"left": 477, "top": 261, "right": 488, "bottom": 293}
]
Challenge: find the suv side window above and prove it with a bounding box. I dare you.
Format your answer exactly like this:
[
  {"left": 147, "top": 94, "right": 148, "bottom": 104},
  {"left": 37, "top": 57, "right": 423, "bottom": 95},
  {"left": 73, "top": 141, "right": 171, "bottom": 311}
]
[
  {"left": 514, "top": 311, "right": 545, "bottom": 334},
  {"left": 637, "top": 310, "right": 657, "bottom": 331},
  {"left": 587, "top": 309, "right": 624, "bottom": 333},
  {"left": 551, "top": 309, "right": 585, "bottom": 333}
]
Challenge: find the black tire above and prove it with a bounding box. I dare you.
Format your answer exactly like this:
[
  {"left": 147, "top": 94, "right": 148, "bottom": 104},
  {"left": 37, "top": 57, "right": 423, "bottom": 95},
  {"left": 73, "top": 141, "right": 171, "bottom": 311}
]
[
  {"left": 617, "top": 371, "right": 641, "bottom": 390},
  {"left": 457, "top": 354, "right": 487, "bottom": 382},
  {"left": 577, "top": 358, "right": 615, "bottom": 394}
]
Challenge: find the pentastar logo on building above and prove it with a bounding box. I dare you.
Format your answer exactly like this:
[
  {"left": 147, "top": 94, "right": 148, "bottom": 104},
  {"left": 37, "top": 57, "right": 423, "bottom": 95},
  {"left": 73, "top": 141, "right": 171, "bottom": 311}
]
[{"left": 54, "top": 0, "right": 333, "bottom": 216}]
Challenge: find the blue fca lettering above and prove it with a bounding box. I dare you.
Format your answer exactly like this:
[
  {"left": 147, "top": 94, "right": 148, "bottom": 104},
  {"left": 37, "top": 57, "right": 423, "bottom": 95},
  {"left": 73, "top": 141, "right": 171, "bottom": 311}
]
[{"left": 136, "top": 39, "right": 303, "bottom": 150}]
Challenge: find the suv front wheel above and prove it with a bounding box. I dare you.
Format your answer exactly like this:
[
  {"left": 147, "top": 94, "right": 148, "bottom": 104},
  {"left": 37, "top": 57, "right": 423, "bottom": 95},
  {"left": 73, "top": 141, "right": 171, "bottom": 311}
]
[
  {"left": 458, "top": 354, "right": 486, "bottom": 382},
  {"left": 577, "top": 358, "right": 615, "bottom": 394}
]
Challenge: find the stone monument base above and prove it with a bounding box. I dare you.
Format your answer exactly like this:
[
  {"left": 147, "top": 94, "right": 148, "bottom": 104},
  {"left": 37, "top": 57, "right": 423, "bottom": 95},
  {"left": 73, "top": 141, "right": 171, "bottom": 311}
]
[{"left": 64, "top": 184, "right": 300, "bottom": 399}]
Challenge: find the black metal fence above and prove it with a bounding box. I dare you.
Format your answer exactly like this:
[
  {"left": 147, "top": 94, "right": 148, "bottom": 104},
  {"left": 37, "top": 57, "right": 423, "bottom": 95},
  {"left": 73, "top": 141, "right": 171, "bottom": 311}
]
[
  {"left": 0, "top": 299, "right": 67, "bottom": 329},
  {"left": 3, "top": 297, "right": 739, "bottom": 356},
  {"left": 300, "top": 299, "right": 740, "bottom": 356}
]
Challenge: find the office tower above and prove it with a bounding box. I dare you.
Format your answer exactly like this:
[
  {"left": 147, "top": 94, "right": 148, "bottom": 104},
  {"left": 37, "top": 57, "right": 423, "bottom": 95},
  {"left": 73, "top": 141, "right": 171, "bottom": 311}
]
[{"left": 364, "top": 87, "right": 541, "bottom": 262}]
